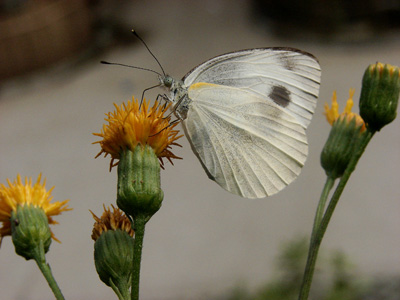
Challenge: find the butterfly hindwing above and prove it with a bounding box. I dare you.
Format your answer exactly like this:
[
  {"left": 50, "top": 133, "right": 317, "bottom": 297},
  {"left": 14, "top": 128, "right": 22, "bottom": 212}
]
[{"left": 183, "top": 82, "right": 308, "bottom": 198}]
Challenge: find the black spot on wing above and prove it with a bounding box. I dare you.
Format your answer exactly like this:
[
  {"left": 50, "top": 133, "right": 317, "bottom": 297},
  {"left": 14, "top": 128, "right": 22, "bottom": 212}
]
[{"left": 269, "top": 85, "right": 291, "bottom": 107}]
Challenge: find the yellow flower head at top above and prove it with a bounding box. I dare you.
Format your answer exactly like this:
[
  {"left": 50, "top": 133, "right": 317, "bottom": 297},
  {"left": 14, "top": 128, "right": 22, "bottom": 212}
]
[
  {"left": 324, "top": 89, "right": 366, "bottom": 132},
  {"left": 93, "top": 97, "right": 183, "bottom": 170},
  {"left": 0, "top": 174, "right": 71, "bottom": 245}
]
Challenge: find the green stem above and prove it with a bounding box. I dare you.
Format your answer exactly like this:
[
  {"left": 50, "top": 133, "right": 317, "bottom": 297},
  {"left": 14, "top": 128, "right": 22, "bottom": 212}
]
[
  {"left": 298, "top": 176, "right": 335, "bottom": 300},
  {"left": 298, "top": 130, "right": 374, "bottom": 300},
  {"left": 32, "top": 240, "right": 65, "bottom": 300},
  {"left": 312, "top": 177, "right": 336, "bottom": 240},
  {"left": 131, "top": 214, "right": 146, "bottom": 300},
  {"left": 317, "top": 130, "right": 374, "bottom": 241}
]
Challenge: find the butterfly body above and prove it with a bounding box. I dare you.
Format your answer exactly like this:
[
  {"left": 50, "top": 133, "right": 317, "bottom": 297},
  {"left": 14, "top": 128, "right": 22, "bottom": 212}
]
[{"left": 160, "top": 75, "right": 191, "bottom": 120}]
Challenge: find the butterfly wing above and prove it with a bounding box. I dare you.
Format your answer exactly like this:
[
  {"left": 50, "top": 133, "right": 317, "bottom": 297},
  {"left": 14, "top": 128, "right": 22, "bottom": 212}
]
[
  {"left": 183, "top": 82, "right": 308, "bottom": 198},
  {"left": 183, "top": 48, "right": 321, "bottom": 129},
  {"left": 181, "top": 48, "right": 321, "bottom": 198}
]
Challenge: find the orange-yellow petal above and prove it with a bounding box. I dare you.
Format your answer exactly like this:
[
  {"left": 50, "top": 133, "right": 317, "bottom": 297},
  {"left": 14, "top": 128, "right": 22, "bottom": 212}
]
[
  {"left": 343, "top": 89, "right": 355, "bottom": 114},
  {"left": 324, "top": 91, "right": 339, "bottom": 125},
  {"left": 324, "top": 89, "right": 366, "bottom": 132},
  {"left": 93, "top": 97, "right": 183, "bottom": 170},
  {"left": 90, "top": 204, "right": 134, "bottom": 241}
]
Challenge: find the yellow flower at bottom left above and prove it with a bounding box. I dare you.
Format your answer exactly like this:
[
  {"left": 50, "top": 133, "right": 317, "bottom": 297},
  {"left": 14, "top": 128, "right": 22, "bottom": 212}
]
[{"left": 0, "top": 174, "right": 71, "bottom": 246}]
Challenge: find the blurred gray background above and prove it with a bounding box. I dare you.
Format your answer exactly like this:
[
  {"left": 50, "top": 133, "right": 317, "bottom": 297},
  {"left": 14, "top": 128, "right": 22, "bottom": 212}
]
[{"left": 0, "top": 0, "right": 399, "bottom": 299}]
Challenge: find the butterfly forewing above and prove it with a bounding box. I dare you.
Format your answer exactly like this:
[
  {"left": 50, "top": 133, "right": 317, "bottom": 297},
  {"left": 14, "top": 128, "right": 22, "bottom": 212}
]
[{"left": 183, "top": 48, "right": 321, "bottom": 129}]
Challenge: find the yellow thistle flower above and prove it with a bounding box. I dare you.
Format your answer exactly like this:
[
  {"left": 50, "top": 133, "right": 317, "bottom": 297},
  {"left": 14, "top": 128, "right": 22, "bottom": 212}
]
[
  {"left": 93, "top": 97, "right": 182, "bottom": 170},
  {"left": 0, "top": 174, "right": 71, "bottom": 245},
  {"left": 324, "top": 89, "right": 366, "bottom": 132},
  {"left": 90, "top": 205, "right": 134, "bottom": 241}
]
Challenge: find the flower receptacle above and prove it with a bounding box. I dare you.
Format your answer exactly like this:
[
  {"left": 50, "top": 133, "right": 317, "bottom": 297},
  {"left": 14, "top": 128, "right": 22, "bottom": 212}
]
[
  {"left": 321, "top": 117, "right": 365, "bottom": 179},
  {"left": 94, "top": 229, "right": 134, "bottom": 289},
  {"left": 11, "top": 204, "right": 52, "bottom": 260},
  {"left": 117, "top": 144, "right": 163, "bottom": 220}
]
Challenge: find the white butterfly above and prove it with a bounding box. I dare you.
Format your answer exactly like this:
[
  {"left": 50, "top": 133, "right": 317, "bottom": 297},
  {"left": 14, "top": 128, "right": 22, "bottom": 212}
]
[{"left": 160, "top": 48, "right": 321, "bottom": 199}]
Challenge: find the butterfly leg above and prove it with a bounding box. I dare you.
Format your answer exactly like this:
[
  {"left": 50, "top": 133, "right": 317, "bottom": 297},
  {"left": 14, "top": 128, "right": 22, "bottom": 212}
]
[
  {"left": 149, "top": 118, "right": 181, "bottom": 137},
  {"left": 156, "top": 93, "right": 170, "bottom": 106},
  {"left": 172, "top": 94, "right": 191, "bottom": 120},
  {"left": 140, "top": 84, "right": 161, "bottom": 109},
  {"left": 154, "top": 94, "right": 173, "bottom": 117}
]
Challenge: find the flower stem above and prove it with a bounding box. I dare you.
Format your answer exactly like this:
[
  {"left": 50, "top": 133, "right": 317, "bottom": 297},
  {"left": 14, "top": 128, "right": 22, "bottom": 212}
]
[
  {"left": 298, "top": 130, "right": 374, "bottom": 300},
  {"left": 312, "top": 177, "right": 335, "bottom": 240},
  {"left": 317, "top": 130, "right": 374, "bottom": 239},
  {"left": 298, "top": 176, "right": 335, "bottom": 300},
  {"left": 32, "top": 240, "right": 65, "bottom": 300},
  {"left": 131, "top": 214, "right": 146, "bottom": 300}
]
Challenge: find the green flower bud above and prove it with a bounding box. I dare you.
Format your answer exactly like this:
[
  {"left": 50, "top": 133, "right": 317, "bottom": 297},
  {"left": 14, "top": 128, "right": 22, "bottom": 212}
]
[
  {"left": 321, "top": 116, "right": 365, "bottom": 179},
  {"left": 117, "top": 144, "right": 163, "bottom": 220},
  {"left": 11, "top": 205, "right": 52, "bottom": 260},
  {"left": 94, "top": 229, "right": 134, "bottom": 292},
  {"left": 359, "top": 63, "right": 400, "bottom": 132}
]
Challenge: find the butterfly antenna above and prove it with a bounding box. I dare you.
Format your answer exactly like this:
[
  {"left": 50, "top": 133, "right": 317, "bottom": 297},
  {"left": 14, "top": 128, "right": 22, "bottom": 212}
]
[
  {"left": 100, "top": 61, "right": 162, "bottom": 76},
  {"left": 132, "top": 29, "right": 166, "bottom": 76}
]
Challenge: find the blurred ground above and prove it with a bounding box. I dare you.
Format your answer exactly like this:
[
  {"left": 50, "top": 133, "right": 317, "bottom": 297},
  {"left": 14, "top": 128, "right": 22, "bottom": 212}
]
[{"left": 0, "top": 1, "right": 399, "bottom": 300}]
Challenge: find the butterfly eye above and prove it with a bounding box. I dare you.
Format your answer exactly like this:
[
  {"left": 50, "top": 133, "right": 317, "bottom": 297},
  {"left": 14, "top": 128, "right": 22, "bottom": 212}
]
[{"left": 163, "top": 76, "right": 174, "bottom": 88}]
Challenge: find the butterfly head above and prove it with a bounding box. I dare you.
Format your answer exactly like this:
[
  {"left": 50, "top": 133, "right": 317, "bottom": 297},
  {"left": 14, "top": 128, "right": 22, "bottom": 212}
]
[
  {"left": 161, "top": 75, "right": 174, "bottom": 88},
  {"left": 160, "top": 75, "right": 185, "bottom": 101}
]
